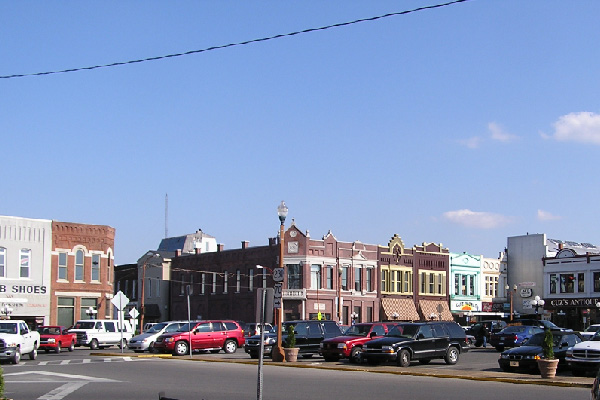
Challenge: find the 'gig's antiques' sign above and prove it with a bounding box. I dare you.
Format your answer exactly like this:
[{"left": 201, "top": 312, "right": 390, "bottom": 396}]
[{"left": 549, "top": 298, "right": 600, "bottom": 308}]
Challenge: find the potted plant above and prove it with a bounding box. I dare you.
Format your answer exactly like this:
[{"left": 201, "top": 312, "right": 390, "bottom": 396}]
[
  {"left": 537, "top": 328, "right": 559, "bottom": 378},
  {"left": 283, "top": 324, "right": 299, "bottom": 362}
]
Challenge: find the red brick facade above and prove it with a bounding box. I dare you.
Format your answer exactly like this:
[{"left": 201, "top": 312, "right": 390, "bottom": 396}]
[{"left": 50, "top": 221, "right": 115, "bottom": 326}]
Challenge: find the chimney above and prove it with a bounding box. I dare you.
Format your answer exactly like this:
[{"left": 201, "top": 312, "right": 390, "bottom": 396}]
[
  {"left": 559, "top": 243, "right": 564, "bottom": 250},
  {"left": 195, "top": 248, "right": 201, "bottom": 255},
  {"left": 175, "top": 249, "right": 182, "bottom": 257},
  {"left": 242, "top": 241, "right": 249, "bottom": 249},
  {"left": 217, "top": 244, "right": 224, "bottom": 252},
  {"left": 269, "top": 237, "right": 277, "bottom": 246}
]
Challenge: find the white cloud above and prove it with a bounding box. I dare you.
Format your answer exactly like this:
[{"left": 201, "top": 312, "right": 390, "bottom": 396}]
[
  {"left": 442, "top": 209, "right": 514, "bottom": 229},
  {"left": 537, "top": 209, "right": 562, "bottom": 221},
  {"left": 488, "top": 122, "right": 518, "bottom": 142},
  {"left": 550, "top": 111, "right": 600, "bottom": 145},
  {"left": 458, "top": 136, "right": 482, "bottom": 149}
]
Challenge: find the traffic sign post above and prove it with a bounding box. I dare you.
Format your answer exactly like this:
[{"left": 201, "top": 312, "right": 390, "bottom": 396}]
[{"left": 111, "top": 290, "right": 130, "bottom": 354}]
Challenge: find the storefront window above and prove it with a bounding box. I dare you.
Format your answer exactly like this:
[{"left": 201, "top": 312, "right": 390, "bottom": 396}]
[
  {"left": 550, "top": 274, "right": 557, "bottom": 294},
  {"left": 560, "top": 274, "right": 575, "bottom": 293},
  {"left": 594, "top": 272, "right": 600, "bottom": 293}
]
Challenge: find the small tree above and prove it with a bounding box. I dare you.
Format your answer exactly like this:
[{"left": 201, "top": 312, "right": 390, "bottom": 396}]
[
  {"left": 541, "top": 328, "right": 555, "bottom": 360},
  {"left": 0, "top": 365, "right": 5, "bottom": 399},
  {"left": 285, "top": 324, "right": 296, "bottom": 348}
]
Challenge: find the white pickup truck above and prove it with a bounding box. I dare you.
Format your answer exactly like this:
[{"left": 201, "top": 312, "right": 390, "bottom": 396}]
[{"left": 0, "top": 320, "right": 40, "bottom": 364}]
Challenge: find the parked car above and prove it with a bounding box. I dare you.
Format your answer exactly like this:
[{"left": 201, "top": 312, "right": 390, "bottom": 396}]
[
  {"left": 466, "top": 320, "right": 507, "bottom": 347},
  {"left": 245, "top": 320, "right": 343, "bottom": 359},
  {"left": 566, "top": 331, "right": 600, "bottom": 376},
  {"left": 513, "top": 319, "right": 571, "bottom": 332},
  {"left": 69, "top": 319, "right": 133, "bottom": 350},
  {"left": 580, "top": 324, "right": 600, "bottom": 341},
  {"left": 153, "top": 320, "right": 245, "bottom": 356},
  {"left": 498, "top": 331, "right": 582, "bottom": 372},
  {"left": 243, "top": 323, "right": 274, "bottom": 338},
  {"left": 361, "top": 321, "right": 469, "bottom": 367},
  {"left": 128, "top": 321, "right": 187, "bottom": 353},
  {"left": 37, "top": 326, "right": 77, "bottom": 353},
  {"left": 490, "top": 325, "right": 545, "bottom": 352},
  {"left": 319, "top": 322, "right": 399, "bottom": 363}
]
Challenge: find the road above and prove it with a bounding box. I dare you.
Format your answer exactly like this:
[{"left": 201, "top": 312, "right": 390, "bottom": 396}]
[{"left": 0, "top": 347, "right": 592, "bottom": 400}]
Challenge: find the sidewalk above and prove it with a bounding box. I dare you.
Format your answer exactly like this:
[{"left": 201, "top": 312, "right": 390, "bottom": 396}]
[{"left": 93, "top": 351, "right": 594, "bottom": 388}]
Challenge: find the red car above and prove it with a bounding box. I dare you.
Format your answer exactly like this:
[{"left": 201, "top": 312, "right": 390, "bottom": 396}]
[
  {"left": 153, "top": 320, "right": 245, "bottom": 356},
  {"left": 37, "top": 326, "right": 77, "bottom": 353},
  {"left": 320, "top": 322, "right": 399, "bottom": 363}
]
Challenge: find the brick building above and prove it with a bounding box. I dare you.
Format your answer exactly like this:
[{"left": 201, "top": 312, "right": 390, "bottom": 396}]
[{"left": 50, "top": 221, "right": 115, "bottom": 326}]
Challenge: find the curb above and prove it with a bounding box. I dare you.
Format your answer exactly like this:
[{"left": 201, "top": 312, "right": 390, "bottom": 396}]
[{"left": 91, "top": 352, "right": 593, "bottom": 388}]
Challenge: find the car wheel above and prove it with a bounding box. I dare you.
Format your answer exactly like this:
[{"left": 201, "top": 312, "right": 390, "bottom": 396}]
[
  {"left": 174, "top": 340, "right": 189, "bottom": 356},
  {"left": 68, "top": 341, "right": 75, "bottom": 352},
  {"left": 349, "top": 347, "right": 362, "bottom": 364},
  {"left": 444, "top": 346, "right": 459, "bottom": 365},
  {"left": 29, "top": 348, "right": 37, "bottom": 360},
  {"left": 11, "top": 348, "right": 21, "bottom": 365},
  {"left": 55, "top": 343, "right": 61, "bottom": 354},
  {"left": 89, "top": 339, "right": 99, "bottom": 350},
  {"left": 397, "top": 349, "right": 411, "bottom": 367},
  {"left": 223, "top": 339, "right": 237, "bottom": 354},
  {"left": 418, "top": 358, "right": 431, "bottom": 364},
  {"left": 148, "top": 342, "right": 155, "bottom": 353}
]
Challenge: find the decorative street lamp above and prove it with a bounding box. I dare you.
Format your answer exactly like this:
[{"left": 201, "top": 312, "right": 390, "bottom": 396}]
[
  {"left": 392, "top": 312, "right": 399, "bottom": 321},
  {"left": 429, "top": 313, "right": 436, "bottom": 321},
  {"left": 350, "top": 312, "right": 358, "bottom": 325},
  {"left": 531, "top": 295, "right": 545, "bottom": 318},
  {"left": 86, "top": 306, "right": 97, "bottom": 319},
  {"left": 272, "top": 200, "right": 288, "bottom": 362}
]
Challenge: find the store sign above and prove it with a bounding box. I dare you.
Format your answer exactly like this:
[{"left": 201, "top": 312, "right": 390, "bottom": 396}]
[
  {"left": 549, "top": 298, "right": 600, "bottom": 308},
  {"left": 0, "top": 284, "right": 47, "bottom": 294},
  {"left": 520, "top": 288, "right": 533, "bottom": 298},
  {"left": 450, "top": 301, "right": 481, "bottom": 312}
]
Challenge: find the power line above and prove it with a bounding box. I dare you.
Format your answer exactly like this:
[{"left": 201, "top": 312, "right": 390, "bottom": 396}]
[{"left": 0, "top": 0, "right": 471, "bottom": 80}]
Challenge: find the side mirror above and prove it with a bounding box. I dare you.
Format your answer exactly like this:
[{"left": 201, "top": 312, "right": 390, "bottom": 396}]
[
  {"left": 369, "top": 332, "right": 377, "bottom": 338},
  {"left": 417, "top": 333, "right": 425, "bottom": 340}
]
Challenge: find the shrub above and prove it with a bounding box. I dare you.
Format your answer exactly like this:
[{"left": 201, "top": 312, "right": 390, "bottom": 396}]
[
  {"left": 285, "top": 324, "right": 296, "bottom": 348},
  {"left": 542, "top": 328, "right": 555, "bottom": 360}
]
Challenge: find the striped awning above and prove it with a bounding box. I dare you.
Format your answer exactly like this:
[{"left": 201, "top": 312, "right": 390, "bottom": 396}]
[
  {"left": 418, "top": 299, "right": 454, "bottom": 321},
  {"left": 381, "top": 297, "right": 420, "bottom": 321}
]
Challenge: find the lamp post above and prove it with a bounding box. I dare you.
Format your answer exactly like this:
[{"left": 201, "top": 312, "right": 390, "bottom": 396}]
[
  {"left": 86, "top": 306, "right": 97, "bottom": 319},
  {"left": 504, "top": 284, "right": 517, "bottom": 321},
  {"left": 140, "top": 253, "right": 161, "bottom": 333},
  {"left": 531, "top": 295, "right": 545, "bottom": 319},
  {"left": 350, "top": 312, "right": 358, "bottom": 325},
  {"left": 429, "top": 313, "right": 436, "bottom": 321},
  {"left": 272, "top": 200, "right": 288, "bottom": 362},
  {"left": 0, "top": 305, "right": 13, "bottom": 319},
  {"left": 392, "top": 312, "right": 399, "bottom": 321}
]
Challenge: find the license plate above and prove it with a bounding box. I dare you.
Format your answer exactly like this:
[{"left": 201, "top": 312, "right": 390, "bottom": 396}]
[{"left": 510, "top": 361, "right": 519, "bottom": 367}]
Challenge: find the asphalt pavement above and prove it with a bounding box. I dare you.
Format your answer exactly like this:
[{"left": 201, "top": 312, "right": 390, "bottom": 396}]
[{"left": 93, "top": 346, "right": 595, "bottom": 389}]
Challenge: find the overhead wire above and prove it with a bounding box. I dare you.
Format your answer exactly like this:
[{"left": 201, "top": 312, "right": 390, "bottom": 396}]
[{"left": 0, "top": 0, "right": 471, "bottom": 80}]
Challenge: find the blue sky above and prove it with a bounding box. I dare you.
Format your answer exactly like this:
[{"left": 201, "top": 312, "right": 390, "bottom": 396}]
[{"left": 2, "top": 1, "right": 599, "bottom": 265}]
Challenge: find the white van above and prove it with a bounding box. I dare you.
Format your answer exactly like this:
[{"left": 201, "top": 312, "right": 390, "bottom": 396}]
[{"left": 70, "top": 319, "right": 133, "bottom": 350}]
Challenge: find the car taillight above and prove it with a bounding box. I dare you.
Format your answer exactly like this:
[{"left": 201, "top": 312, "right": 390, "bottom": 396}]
[{"left": 513, "top": 335, "right": 518, "bottom": 341}]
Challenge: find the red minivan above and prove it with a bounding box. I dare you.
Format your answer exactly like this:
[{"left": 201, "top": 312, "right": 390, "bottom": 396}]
[{"left": 154, "top": 320, "right": 245, "bottom": 356}]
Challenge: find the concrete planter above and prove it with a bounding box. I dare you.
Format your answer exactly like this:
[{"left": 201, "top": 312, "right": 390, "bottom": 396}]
[
  {"left": 537, "top": 359, "right": 559, "bottom": 379},
  {"left": 284, "top": 348, "right": 299, "bottom": 362}
]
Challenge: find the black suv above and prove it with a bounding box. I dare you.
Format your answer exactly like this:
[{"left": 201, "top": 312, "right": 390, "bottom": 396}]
[
  {"left": 245, "top": 320, "right": 343, "bottom": 359},
  {"left": 361, "top": 321, "right": 469, "bottom": 367}
]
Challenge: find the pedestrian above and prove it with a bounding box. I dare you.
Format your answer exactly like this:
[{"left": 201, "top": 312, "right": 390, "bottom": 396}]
[{"left": 481, "top": 324, "right": 489, "bottom": 348}]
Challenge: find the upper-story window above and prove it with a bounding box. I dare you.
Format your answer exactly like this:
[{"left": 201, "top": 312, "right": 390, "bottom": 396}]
[
  {"left": 311, "top": 265, "right": 321, "bottom": 289},
  {"left": 248, "top": 269, "right": 254, "bottom": 292},
  {"left": 454, "top": 273, "right": 476, "bottom": 296},
  {"left": 223, "top": 270, "right": 229, "bottom": 293},
  {"left": 365, "top": 268, "right": 373, "bottom": 292},
  {"left": 340, "top": 266, "right": 349, "bottom": 291},
  {"left": 212, "top": 272, "right": 217, "bottom": 293},
  {"left": 0, "top": 248, "right": 6, "bottom": 278},
  {"left": 20, "top": 249, "right": 31, "bottom": 278},
  {"left": 354, "top": 265, "right": 362, "bottom": 292},
  {"left": 287, "top": 264, "right": 302, "bottom": 290},
  {"left": 325, "top": 266, "right": 334, "bottom": 289},
  {"left": 420, "top": 271, "right": 446, "bottom": 295},
  {"left": 485, "top": 275, "right": 498, "bottom": 297},
  {"left": 91, "top": 254, "right": 100, "bottom": 282},
  {"left": 58, "top": 252, "right": 68, "bottom": 280},
  {"left": 75, "top": 249, "right": 84, "bottom": 281}
]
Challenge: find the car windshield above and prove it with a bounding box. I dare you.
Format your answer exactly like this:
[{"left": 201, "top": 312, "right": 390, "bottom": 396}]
[
  {"left": 501, "top": 326, "right": 526, "bottom": 334},
  {"left": 73, "top": 321, "right": 97, "bottom": 329},
  {"left": 344, "top": 325, "right": 372, "bottom": 337},
  {"left": 539, "top": 320, "right": 559, "bottom": 329},
  {"left": 526, "top": 333, "right": 545, "bottom": 346},
  {"left": 176, "top": 323, "right": 196, "bottom": 332},
  {"left": 387, "top": 324, "right": 418, "bottom": 338},
  {"left": 146, "top": 323, "right": 168, "bottom": 333},
  {"left": 38, "top": 327, "right": 61, "bottom": 335},
  {"left": 0, "top": 323, "right": 18, "bottom": 334},
  {"left": 585, "top": 326, "right": 600, "bottom": 333}
]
